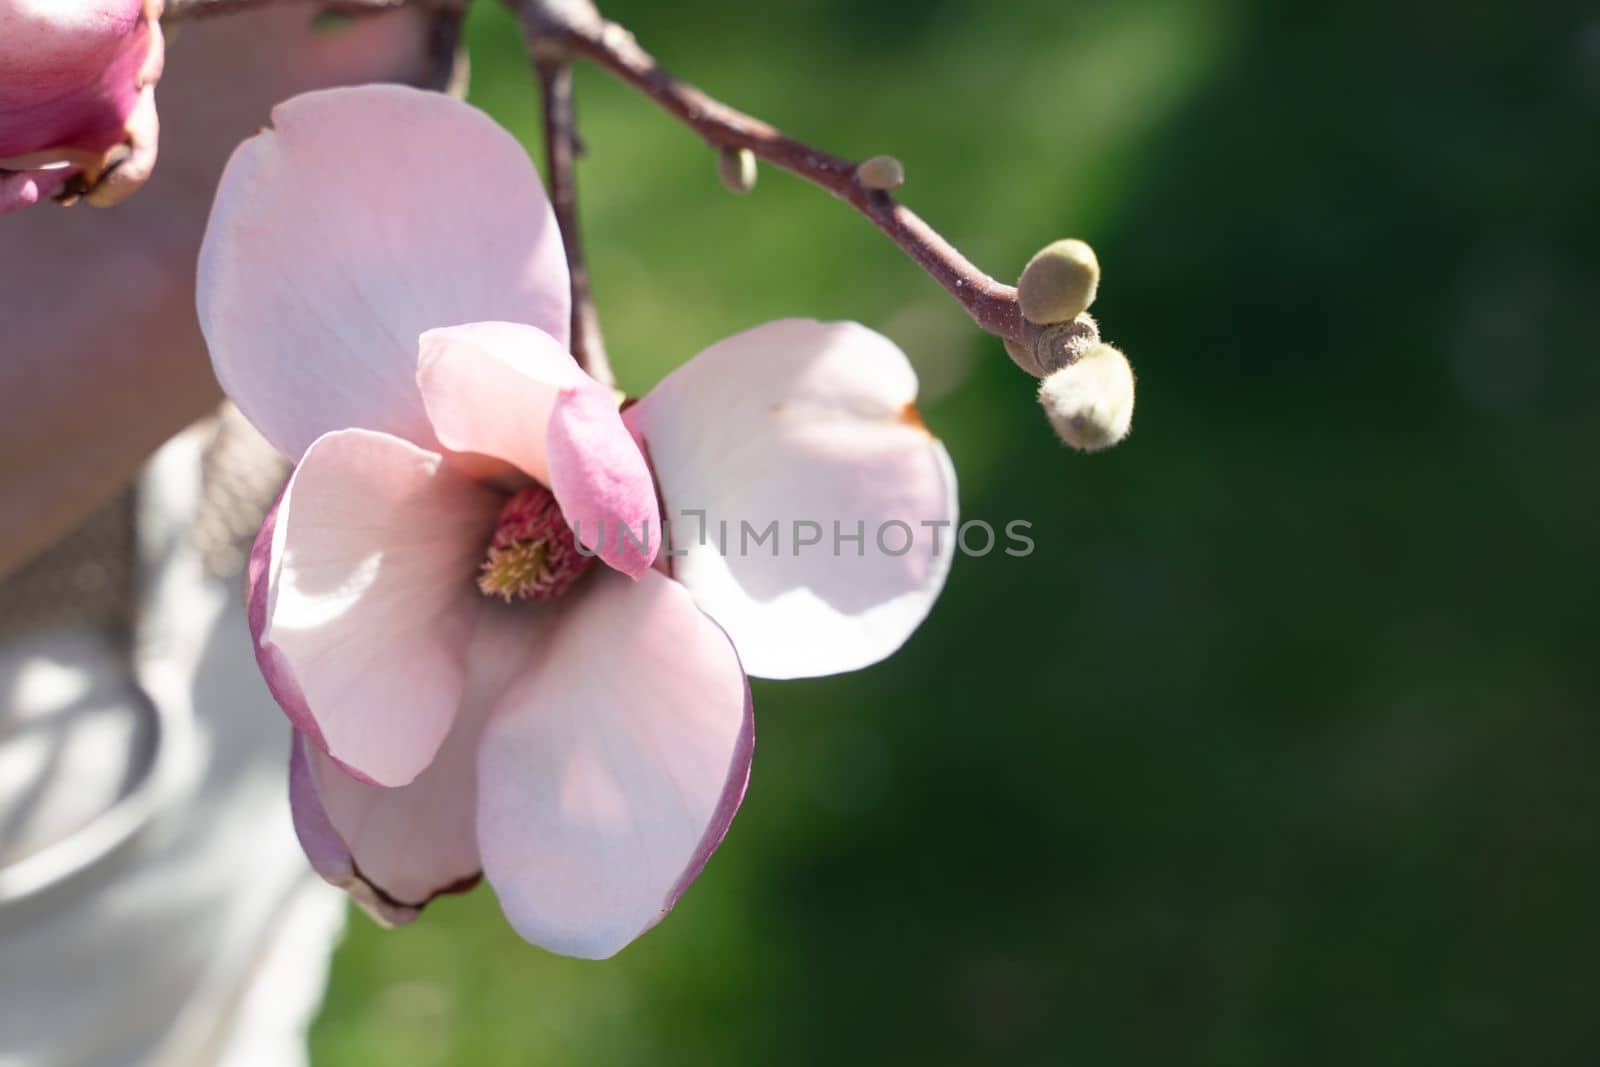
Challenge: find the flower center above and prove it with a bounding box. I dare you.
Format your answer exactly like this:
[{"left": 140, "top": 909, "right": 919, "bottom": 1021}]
[{"left": 477, "top": 483, "right": 593, "bottom": 602}]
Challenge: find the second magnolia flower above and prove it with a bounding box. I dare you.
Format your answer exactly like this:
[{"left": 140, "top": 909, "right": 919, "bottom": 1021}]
[
  {"left": 0, "top": 0, "right": 164, "bottom": 213},
  {"left": 198, "top": 85, "right": 958, "bottom": 957}
]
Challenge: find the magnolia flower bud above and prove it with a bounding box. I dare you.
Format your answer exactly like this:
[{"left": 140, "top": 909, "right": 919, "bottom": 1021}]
[
  {"left": 0, "top": 0, "right": 165, "bottom": 214},
  {"left": 716, "top": 145, "right": 756, "bottom": 195},
  {"left": 856, "top": 154, "right": 905, "bottom": 191},
  {"left": 1017, "top": 238, "right": 1100, "bottom": 325},
  {"left": 1037, "top": 343, "right": 1134, "bottom": 452},
  {"left": 1004, "top": 313, "right": 1099, "bottom": 379}
]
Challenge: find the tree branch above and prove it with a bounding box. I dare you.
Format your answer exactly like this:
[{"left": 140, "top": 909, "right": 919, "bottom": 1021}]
[
  {"left": 534, "top": 58, "right": 613, "bottom": 385},
  {"left": 516, "top": 0, "right": 1025, "bottom": 344}
]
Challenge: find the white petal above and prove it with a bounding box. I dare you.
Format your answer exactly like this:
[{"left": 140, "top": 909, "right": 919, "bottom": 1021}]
[
  {"left": 255, "top": 428, "right": 501, "bottom": 787},
  {"left": 286, "top": 606, "right": 537, "bottom": 922},
  {"left": 476, "top": 568, "right": 753, "bottom": 959},
  {"left": 626, "top": 319, "right": 958, "bottom": 679},
  {"left": 416, "top": 321, "right": 582, "bottom": 483},
  {"left": 198, "top": 85, "right": 569, "bottom": 460}
]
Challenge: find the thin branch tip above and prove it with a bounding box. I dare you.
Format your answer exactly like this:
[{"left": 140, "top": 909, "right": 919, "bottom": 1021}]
[{"left": 512, "top": 0, "right": 1028, "bottom": 345}]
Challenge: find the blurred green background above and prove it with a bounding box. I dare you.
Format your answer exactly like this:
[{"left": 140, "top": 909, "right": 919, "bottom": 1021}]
[{"left": 312, "top": 1, "right": 1600, "bottom": 1063}]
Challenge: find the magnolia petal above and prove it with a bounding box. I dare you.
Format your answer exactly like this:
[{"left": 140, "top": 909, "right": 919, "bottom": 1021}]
[
  {"left": 252, "top": 428, "right": 502, "bottom": 787},
  {"left": 626, "top": 319, "right": 959, "bottom": 679},
  {"left": 198, "top": 85, "right": 569, "bottom": 461},
  {"left": 476, "top": 568, "right": 753, "bottom": 959},
  {"left": 0, "top": 0, "right": 163, "bottom": 165},
  {"left": 284, "top": 605, "right": 537, "bottom": 924},
  {"left": 0, "top": 168, "right": 66, "bottom": 214},
  {"left": 290, "top": 734, "right": 427, "bottom": 927},
  {"left": 79, "top": 64, "right": 159, "bottom": 208},
  {"left": 247, "top": 495, "right": 322, "bottom": 755},
  {"left": 418, "top": 320, "right": 659, "bottom": 576},
  {"left": 546, "top": 385, "right": 660, "bottom": 578},
  {"left": 416, "top": 320, "right": 584, "bottom": 484}
]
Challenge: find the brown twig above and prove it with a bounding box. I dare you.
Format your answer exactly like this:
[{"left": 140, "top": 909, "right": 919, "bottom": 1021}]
[
  {"left": 516, "top": 0, "right": 1025, "bottom": 344},
  {"left": 533, "top": 58, "right": 614, "bottom": 385}
]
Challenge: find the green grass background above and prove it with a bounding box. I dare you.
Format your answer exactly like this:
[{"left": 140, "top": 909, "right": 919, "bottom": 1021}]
[{"left": 311, "top": 1, "right": 1600, "bottom": 1063}]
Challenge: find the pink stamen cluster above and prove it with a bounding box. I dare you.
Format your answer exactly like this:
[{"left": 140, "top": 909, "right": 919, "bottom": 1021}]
[{"left": 477, "top": 483, "right": 593, "bottom": 602}]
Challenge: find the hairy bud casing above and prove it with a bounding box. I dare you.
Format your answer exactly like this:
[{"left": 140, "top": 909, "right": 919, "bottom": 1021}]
[
  {"left": 1037, "top": 343, "right": 1134, "bottom": 452},
  {"left": 1004, "top": 313, "right": 1100, "bottom": 379}
]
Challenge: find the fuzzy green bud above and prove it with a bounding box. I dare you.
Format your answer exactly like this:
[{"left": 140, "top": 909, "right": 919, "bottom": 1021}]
[
  {"left": 717, "top": 146, "right": 757, "bottom": 195},
  {"left": 857, "top": 154, "right": 906, "bottom": 191},
  {"left": 1018, "top": 238, "right": 1100, "bottom": 325},
  {"left": 1037, "top": 343, "right": 1134, "bottom": 452}
]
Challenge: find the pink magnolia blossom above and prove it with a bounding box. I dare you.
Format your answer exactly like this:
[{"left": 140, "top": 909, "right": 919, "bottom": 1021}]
[
  {"left": 198, "top": 85, "right": 957, "bottom": 958},
  {"left": 0, "top": 0, "right": 164, "bottom": 213}
]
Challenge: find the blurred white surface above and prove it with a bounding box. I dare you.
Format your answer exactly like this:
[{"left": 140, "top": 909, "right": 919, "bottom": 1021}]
[{"left": 0, "top": 424, "right": 341, "bottom": 1067}]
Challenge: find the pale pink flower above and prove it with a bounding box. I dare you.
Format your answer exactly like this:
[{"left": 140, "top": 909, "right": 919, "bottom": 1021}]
[
  {"left": 199, "top": 85, "right": 957, "bottom": 958},
  {"left": 0, "top": 0, "right": 164, "bottom": 213}
]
